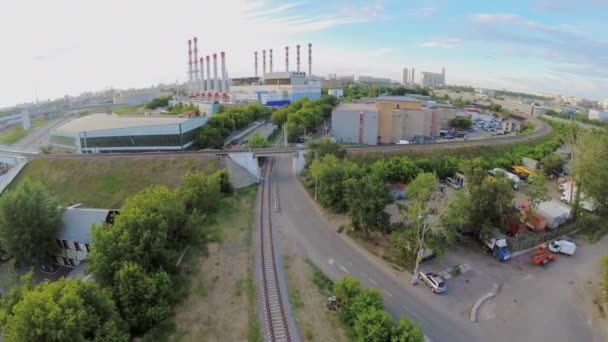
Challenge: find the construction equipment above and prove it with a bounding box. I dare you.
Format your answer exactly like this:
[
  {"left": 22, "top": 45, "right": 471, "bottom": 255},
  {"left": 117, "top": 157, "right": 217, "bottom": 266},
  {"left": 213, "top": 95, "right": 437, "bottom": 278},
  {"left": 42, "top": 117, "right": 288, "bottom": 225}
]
[
  {"left": 531, "top": 244, "right": 556, "bottom": 266},
  {"left": 511, "top": 165, "right": 535, "bottom": 180}
]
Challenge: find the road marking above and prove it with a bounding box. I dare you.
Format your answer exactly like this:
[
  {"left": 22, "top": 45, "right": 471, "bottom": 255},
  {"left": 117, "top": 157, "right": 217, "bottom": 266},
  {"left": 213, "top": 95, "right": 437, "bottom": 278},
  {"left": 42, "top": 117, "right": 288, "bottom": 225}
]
[
  {"left": 361, "top": 272, "right": 367, "bottom": 277},
  {"left": 368, "top": 278, "right": 378, "bottom": 285},
  {"left": 328, "top": 257, "right": 335, "bottom": 266},
  {"left": 383, "top": 289, "right": 393, "bottom": 297},
  {"left": 338, "top": 265, "right": 350, "bottom": 274}
]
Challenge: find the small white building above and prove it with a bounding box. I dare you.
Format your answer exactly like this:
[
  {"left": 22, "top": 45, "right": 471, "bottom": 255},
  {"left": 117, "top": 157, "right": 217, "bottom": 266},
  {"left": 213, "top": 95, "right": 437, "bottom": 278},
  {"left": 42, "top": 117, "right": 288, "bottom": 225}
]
[
  {"left": 502, "top": 118, "right": 522, "bottom": 133},
  {"left": 54, "top": 205, "right": 118, "bottom": 267}
]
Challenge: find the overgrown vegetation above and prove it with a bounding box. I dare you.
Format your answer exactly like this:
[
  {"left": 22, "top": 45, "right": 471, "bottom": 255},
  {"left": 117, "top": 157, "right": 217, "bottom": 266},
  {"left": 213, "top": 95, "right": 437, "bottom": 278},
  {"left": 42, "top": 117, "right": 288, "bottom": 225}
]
[
  {"left": 340, "top": 84, "right": 430, "bottom": 102},
  {"left": 449, "top": 117, "right": 472, "bottom": 130},
  {"left": 197, "top": 103, "right": 272, "bottom": 148},
  {"left": 0, "top": 118, "right": 49, "bottom": 144},
  {"left": 145, "top": 96, "right": 171, "bottom": 109},
  {"left": 168, "top": 102, "right": 199, "bottom": 115},
  {"left": 271, "top": 96, "right": 337, "bottom": 142},
  {"left": 245, "top": 132, "right": 271, "bottom": 148},
  {"left": 333, "top": 276, "right": 424, "bottom": 342}
]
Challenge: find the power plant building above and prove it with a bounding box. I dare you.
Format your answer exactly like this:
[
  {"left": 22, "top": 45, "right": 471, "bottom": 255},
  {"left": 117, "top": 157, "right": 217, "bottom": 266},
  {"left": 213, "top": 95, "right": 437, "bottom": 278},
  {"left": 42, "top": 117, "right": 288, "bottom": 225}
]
[
  {"left": 331, "top": 96, "right": 457, "bottom": 145},
  {"left": 50, "top": 113, "right": 206, "bottom": 153},
  {"left": 230, "top": 71, "right": 322, "bottom": 104}
]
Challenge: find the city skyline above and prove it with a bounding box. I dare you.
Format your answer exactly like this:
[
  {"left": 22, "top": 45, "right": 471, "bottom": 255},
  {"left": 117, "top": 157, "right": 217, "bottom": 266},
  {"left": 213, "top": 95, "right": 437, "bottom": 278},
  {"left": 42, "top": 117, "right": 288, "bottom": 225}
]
[{"left": 1, "top": 0, "right": 607, "bottom": 107}]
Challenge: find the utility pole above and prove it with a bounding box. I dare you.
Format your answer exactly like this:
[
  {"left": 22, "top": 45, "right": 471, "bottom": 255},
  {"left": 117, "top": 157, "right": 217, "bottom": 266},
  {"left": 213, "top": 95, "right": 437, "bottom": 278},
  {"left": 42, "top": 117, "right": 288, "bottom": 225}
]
[{"left": 283, "top": 124, "right": 288, "bottom": 147}]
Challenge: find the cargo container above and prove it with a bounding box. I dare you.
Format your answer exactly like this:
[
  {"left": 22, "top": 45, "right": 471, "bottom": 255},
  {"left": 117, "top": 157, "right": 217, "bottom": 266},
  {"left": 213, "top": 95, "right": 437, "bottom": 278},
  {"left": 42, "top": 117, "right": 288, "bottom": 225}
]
[{"left": 536, "top": 200, "right": 571, "bottom": 230}]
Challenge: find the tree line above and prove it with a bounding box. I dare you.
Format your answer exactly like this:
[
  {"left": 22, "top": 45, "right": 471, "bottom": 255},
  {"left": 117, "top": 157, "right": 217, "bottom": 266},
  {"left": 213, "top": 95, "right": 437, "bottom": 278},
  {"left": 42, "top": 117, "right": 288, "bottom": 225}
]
[
  {"left": 196, "top": 103, "right": 273, "bottom": 148},
  {"left": 340, "top": 85, "right": 430, "bottom": 102},
  {"left": 0, "top": 170, "right": 233, "bottom": 340},
  {"left": 271, "top": 96, "right": 337, "bottom": 142},
  {"left": 333, "top": 276, "right": 424, "bottom": 342}
]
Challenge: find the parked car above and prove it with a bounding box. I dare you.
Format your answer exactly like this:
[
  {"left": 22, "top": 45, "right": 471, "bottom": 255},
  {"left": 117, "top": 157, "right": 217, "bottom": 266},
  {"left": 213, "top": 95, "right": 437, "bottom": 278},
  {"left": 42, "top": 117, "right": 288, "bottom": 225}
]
[
  {"left": 548, "top": 239, "right": 576, "bottom": 256},
  {"left": 419, "top": 272, "right": 446, "bottom": 293},
  {"left": 446, "top": 177, "right": 462, "bottom": 189}
]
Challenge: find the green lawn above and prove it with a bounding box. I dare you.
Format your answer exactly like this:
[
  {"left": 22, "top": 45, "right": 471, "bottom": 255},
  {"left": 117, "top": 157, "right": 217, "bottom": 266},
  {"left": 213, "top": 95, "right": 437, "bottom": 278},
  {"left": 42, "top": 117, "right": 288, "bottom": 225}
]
[
  {"left": 0, "top": 118, "right": 50, "bottom": 144},
  {"left": 10, "top": 157, "right": 220, "bottom": 208},
  {"left": 112, "top": 105, "right": 146, "bottom": 115}
]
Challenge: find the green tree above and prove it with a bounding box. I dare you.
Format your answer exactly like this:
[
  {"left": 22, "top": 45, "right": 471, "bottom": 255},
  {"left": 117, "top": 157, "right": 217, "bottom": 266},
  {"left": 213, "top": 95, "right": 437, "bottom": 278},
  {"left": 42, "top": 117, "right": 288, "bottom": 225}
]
[
  {"left": 88, "top": 185, "right": 190, "bottom": 285},
  {"left": 245, "top": 132, "right": 271, "bottom": 148},
  {"left": 390, "top": 318, "right": 424, "bottom": 342},
  {"left": 0, "top": 179, "right": 62, "bottom": 265},
  {"left": 180, "top": 171, "right": 222, "bottom": 214},
  {"left": 572, "top": 130, "right": 608, "bottom": 214},
  {"left": 0, "top": 277, "right": 128, "bottom": 342},
  {"left": 344, "top": 175, "right": 391, "bottom": 235},
  {"left": 439, "top": 190, "right": 473, "bottom": 236},
  {"left": 145, "top": 96, "right": 171, "bottom": 109},
  {"left": 309, "top": 155, "right": 359, "bottom": 212},
  {"left": 540, "top": 153, "right": 565, "bottom": 176},
  {"left": 449, "top": 117, "right": 472, "bottom": 130},
  {"left": 524, "top": 175, "right": 549, "bottom": 213},
  {"left": 353, "top": 307, "right": 393, "bottom": 342},
  {"left": 333, "top": 276, "right": 361, "bottom": 313},
  {"left": 306, "top": 137, "right": 347, "bottom": 165},
  {"left": 113, "top": 262, "right": 173, "bottom": 333}
]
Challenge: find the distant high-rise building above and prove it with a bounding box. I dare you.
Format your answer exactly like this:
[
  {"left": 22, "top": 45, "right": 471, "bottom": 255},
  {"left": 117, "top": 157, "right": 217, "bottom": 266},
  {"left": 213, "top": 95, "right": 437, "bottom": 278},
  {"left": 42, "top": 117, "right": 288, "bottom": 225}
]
[
  {"left": 420, "top": 69, "right": 446, "bottom": 88},
  {"left": 402, "top": 68, "right": 410, "bottom": 84},
  {"left": 411, "top": 68, "right": 416, "bottom": 84}
]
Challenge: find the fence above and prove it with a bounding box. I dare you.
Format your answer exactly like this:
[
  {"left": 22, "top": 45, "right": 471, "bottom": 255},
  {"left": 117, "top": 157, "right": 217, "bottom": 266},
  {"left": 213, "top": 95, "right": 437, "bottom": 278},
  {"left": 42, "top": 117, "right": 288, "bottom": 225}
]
[
  {"left": 507, "top": 222, "right": 579, "bottom": 252},
  {"left": 0, "top": 157, "right": 28, "bottom": 194}
]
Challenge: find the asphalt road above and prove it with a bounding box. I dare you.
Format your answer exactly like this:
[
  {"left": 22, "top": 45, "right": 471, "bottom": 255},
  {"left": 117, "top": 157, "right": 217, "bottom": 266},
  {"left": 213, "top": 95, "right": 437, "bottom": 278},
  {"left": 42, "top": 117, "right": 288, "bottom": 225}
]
[{"left": 272, "top": 157, "right": 476, "bottom": 342}]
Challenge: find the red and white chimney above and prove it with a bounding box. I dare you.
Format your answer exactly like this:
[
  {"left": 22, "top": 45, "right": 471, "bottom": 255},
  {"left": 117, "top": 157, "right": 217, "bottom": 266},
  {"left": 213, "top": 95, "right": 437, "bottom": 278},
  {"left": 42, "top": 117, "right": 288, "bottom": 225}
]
[
  {"left": 188, "top": 39, "right": 193, "bottom": 96},
  {"left": 199, "top": 57, "right": 205, "bottom": 92},
  {"left": 308, "top": 43, "right": 312, "bottom": 78},
  {"left": 269, "top": 49, "right": 273, "bottom": 73},
  {"left": 206, "top": 56, "right": 211, "bottom": 92},
  {"left": 221, "top": 51, "right": 227, "bottom": 93},
  {"left": 262, "top": 50, "right": 266, "bottom": 76},
  {"left": 213, "top": 53, "right": 218, "bottom": 92},
  {"left": 193, "top": 37, "right": 199, "bottom": 95}
]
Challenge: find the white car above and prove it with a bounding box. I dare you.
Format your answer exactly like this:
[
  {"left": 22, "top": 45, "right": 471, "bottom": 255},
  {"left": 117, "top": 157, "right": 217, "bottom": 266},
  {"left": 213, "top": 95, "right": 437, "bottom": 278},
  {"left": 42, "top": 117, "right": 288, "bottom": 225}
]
[
  {"left": 419, "top": 272, "right": 446, "bottom": 293},
  {"left": 548, "top": 239, "right": 576, "bottom": 256}
]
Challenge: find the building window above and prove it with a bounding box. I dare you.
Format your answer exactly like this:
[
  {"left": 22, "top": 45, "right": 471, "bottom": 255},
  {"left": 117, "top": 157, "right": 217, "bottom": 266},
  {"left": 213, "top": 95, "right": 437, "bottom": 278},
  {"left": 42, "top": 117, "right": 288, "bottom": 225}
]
[
  {"left": 62, "top": 240, "right": 70, "bottom": 249},
  {"left": 74, "top": 242, "right": 81, "bottom": 252},
  {"left": 56, "top": 239, "right": 63, "bottom": 249},
  {"left": 85, "top": 244, "right": 90, "bottom": 253}
]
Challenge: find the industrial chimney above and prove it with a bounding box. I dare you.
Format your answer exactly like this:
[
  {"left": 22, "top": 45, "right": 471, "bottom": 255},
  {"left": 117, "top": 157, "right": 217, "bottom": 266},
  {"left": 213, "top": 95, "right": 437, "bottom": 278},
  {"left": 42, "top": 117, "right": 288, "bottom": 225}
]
[
  {"left": 285, "top": 46, "right": 289, "bottom": 72},
  {"left": 221, "top": 51, "right": 227, "bottom": 93},
  {"left": 206, "top": 56, "right": 211, "bottom": 92},
  {"left": 296, "top": 45, "right": 301, "bottom": 72},
  {"left": 269, "top": 49, "right": 273, "bottom": 73},
  {"left": 213, "top": 54, "right": 218, "bottom": 92},
  {"left": 308, "top": 43, "right": 312, "bottom": 78},
  {"left": 254, "top": 51, "right": 258, "bottom": 78},
  {"left": 193, "top": 37, "right": 199, "bottom": 95},
  {"left": 188, "top": 39, "right": 193, "bottom": 95},
  {"left": 262, "top": 50, "right": 267, "bottom": 77},
  {"left": 199, "top": 57, "right": 205, "bottom": 94}
]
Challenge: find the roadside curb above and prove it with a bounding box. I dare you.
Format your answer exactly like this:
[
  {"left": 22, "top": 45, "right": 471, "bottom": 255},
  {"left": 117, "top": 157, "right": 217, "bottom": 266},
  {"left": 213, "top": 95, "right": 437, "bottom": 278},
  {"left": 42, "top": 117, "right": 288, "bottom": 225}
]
[{"left": 470, "top": 283, "right": 500, "bottom": 323}]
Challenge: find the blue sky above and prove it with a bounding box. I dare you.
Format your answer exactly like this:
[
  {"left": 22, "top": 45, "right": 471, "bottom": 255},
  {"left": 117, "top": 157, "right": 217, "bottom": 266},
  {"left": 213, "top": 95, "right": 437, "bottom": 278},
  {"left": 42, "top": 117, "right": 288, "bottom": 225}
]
[{"left": 1, "top": 0, "right": 607, "bottom": 107}]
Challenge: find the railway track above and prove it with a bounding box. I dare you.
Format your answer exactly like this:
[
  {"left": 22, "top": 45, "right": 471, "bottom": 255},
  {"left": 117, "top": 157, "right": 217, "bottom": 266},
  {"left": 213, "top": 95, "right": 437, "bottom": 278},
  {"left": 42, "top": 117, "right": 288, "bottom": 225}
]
[{"left": 259, "top": 158, "right": 293, "bottom": 342}]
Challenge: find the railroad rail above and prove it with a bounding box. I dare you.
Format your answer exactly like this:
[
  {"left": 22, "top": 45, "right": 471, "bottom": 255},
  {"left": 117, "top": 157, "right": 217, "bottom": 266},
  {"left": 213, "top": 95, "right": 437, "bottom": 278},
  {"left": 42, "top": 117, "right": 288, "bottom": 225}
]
[{"left": 259, "top": 158, "right": 292, "bottom": 342}]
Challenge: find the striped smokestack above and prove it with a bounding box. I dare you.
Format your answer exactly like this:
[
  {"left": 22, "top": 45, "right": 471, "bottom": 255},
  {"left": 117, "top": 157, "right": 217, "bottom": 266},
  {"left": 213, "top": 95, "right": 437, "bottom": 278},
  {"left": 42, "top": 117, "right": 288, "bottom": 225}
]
[
  {"left": 308, "top": 43, "right": 312, "bottom": 78},
  {"left": 199, "top": 57, "right": 205, "bottom": 92},
  {"left": 254, "top": 51, "right": 258, "bottom": 78},
  {"left": 296, "top": 44, "right": 301, "bottom": 72},
  {"left": 206, "top": 56, "right": 211, "bottom": 92},
  {"left": 188, "top": 39, "right": 193, "bottom": 96},
  {"left": 285, "top": 46, "right": 289, "bottom": 72},
  {"left": 193, "top": 37, "right": 199, "bottom": 95},
  {"left": 262, "top": 50, "right": 266, "bottom": 76}
]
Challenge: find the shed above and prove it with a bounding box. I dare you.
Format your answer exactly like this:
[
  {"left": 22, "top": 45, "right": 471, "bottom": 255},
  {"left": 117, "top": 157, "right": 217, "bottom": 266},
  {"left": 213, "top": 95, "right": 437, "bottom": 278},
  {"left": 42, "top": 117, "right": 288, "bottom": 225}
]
[{"left": 536, "top": 200, "right": 571, "bottom": 230}]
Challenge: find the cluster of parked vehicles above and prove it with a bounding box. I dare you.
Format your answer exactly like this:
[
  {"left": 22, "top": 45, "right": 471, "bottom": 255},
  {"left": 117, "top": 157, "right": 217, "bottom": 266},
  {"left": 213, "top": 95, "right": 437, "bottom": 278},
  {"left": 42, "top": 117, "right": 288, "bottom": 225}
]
[{"left": 472, "top": 117, "right": 502, "bottom": 133}]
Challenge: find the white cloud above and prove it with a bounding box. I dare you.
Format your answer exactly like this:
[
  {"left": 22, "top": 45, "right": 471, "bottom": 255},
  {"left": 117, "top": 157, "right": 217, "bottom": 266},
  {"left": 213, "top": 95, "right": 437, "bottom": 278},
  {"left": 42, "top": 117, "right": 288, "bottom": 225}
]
[
  {"left": 421, "top": 38, "right": 463, "bottom": 48},
  {"left": 407, "top": 7, "right": 438, "bottom": 17}
]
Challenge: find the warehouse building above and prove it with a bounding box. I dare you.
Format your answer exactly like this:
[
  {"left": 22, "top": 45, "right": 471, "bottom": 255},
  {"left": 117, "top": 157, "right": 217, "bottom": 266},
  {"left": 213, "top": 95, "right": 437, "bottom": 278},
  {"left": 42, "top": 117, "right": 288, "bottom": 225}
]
[
  {"left": 230, "top": 71, "right": 322, "bottom": 105},
  {"left": 331, "top": 96, "right": 457, "bottom": 145},
  {"left": 50, "top": 112, "right": 206, "bottom": 153},
  {"left": 331, "top": 102, "right": 378, "bottom": 145}
]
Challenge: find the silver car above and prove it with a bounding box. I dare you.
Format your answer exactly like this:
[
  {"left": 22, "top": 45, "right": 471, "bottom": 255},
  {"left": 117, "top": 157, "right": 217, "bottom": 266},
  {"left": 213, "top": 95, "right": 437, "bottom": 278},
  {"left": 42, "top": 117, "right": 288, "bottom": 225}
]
[{"left": 419, "top": 272, "right": 446, "bottom": 293}]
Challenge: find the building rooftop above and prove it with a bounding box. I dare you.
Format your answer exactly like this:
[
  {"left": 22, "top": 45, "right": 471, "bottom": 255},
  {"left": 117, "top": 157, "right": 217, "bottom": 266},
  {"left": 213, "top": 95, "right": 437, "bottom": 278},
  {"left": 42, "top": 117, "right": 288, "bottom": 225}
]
[
  {"left": 55, "top": 113, "right": 195, "bottom": 133},
  {"left": 57, "top": 206, "right": 115, "bottom": 244},
  {"left": 377, "top": 96, "right": 421, "bottom": 102},
  {"left": 334, "top": 102, "right": 378, "bottom": 112}
]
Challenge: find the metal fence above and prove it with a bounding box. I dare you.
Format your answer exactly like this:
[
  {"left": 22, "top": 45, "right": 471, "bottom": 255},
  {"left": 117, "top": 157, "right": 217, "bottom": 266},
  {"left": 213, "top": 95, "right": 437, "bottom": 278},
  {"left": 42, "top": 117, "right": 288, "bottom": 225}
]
[{"left": 507, "top": 223, "right": 579, "bottom": 252}]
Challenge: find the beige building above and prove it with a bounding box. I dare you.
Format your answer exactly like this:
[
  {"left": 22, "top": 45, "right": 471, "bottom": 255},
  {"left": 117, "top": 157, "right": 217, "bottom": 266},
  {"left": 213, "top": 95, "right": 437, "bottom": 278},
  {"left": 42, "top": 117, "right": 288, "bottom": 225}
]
[{"left": 333, "top": 96, "right": 457, "bottom": 145}]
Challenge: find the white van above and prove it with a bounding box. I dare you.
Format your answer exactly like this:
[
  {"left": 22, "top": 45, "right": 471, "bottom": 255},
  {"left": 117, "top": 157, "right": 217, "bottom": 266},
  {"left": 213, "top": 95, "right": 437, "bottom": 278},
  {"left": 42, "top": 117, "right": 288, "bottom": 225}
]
[
  {"left": 490, "top": 168, "right": 521, "bottom": 190},
  {"left": 548, "top": 239, "right": 576, "bottom": 256}
]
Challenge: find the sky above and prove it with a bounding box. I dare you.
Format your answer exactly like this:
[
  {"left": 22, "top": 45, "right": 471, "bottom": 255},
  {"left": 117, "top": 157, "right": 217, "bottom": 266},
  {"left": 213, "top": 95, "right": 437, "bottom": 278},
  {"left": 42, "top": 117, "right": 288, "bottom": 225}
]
[{"left": 1, "top": 0, "right": 608, "bottom": 107}]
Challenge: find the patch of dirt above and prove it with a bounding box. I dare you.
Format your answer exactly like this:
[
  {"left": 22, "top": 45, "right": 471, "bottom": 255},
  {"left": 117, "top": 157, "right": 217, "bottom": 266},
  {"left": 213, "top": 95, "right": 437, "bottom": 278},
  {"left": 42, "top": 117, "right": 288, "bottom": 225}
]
[
  {"left": 283, "top": 254, "right": 349, "bottom": 342},
  {"left": 169, "top": 189, "right": 256, "bottom": 342}
]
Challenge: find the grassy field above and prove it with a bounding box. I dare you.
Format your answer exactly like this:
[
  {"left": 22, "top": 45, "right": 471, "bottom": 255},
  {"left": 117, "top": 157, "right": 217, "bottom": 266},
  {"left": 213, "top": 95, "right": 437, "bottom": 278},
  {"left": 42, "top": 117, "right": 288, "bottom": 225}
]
[
  {"left": 10, "top": 157, "right": 220, "bottom": 208},
  {"left": 112, "top": 105, "right": 146, "bottom": 115},
  {"left": 145, "top": 186, "right": 260, "bottom": 342},
  {"left": 0, "top": 118, "right": 50, "bottom": 144}
]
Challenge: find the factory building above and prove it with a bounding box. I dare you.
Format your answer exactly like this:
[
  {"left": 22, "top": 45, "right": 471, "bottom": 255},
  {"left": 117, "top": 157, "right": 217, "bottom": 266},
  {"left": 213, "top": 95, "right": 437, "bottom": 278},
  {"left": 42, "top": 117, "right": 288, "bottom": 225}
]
[
  {"left": 328, "top": 89, "right": 344, "bottom": 98},
  {"left": 331, "top": 96, "right": 457, "bottom": 145},
  {"left": 331, "top": 103, "right": 378, "bottom": 145},
  {"left": 230, "top": 71, "right": 321, "bottom": 105},
  {"left": 50, "top": 112, "right": 206, "bottom": 153}
]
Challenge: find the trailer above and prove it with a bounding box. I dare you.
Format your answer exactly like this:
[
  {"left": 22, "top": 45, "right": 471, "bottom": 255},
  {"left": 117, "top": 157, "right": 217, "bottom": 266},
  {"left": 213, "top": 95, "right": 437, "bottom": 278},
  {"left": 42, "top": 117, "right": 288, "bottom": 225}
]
[{"left": 536, "top": 200, "right": 571, "bottom": 229}]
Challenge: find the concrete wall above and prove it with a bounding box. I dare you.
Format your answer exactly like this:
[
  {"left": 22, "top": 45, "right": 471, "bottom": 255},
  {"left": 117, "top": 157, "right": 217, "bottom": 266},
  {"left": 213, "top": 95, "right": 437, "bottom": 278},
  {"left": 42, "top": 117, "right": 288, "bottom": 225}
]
[
  {"left": 0, "top": 157, "right": 28, "bottom": 194},
  {"left": 331, "top": 109, "right": 378, "bottom": 145}
]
